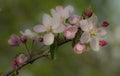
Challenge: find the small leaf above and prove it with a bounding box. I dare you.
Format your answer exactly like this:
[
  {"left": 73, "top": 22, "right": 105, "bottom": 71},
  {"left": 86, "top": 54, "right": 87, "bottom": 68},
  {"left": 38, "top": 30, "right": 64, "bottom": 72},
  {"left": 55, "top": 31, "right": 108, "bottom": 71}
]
[{"left": 50, "top": 42, "right": 58, "bottom": 60}]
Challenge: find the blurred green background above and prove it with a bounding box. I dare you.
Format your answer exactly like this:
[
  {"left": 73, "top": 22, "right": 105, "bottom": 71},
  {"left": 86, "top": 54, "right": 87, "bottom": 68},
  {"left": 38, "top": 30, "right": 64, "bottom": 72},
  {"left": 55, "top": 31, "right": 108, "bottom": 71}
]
[{"left": 0, "top": 0, "right": 120, "bottom": 76}]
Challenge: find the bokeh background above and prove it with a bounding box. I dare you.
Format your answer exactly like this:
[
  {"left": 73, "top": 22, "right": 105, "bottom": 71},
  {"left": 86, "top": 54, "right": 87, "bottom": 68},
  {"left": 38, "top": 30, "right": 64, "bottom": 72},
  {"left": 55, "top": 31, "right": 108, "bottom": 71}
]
[{"left": 0, "top": 0, "right": 120, "bottom": 76}]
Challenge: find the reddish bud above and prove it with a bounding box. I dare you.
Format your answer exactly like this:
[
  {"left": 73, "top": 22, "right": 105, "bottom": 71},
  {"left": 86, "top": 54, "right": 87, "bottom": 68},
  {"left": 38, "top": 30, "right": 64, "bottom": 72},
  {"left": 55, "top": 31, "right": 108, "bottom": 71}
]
[
  {"left": 38, "top": 37, "right": 43, "bottom": 42},
  {"left": 85, "top": 10, "right": 93, "bottom": 17},
  {"left": 99, "top": 40, "right": 107, "bottom": 46},
  {"left": 20, "top": 36, "right": 27, "bottom": 43},
  {"left": 102, "top": 21, "right": 109, "bottom": 27},
  {"left": 8, "top": 34, "right": 20, "bottom": 46}
]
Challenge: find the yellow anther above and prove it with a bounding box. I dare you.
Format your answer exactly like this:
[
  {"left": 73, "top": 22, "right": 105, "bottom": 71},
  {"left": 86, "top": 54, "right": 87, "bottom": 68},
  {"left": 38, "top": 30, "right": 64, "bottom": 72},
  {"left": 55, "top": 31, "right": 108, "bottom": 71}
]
[
  {"left": 90, "top": 29, "right": 97, "bottom": 36},
  {"left": 46, "top": 26, "right": 52, "bottom": 32}
]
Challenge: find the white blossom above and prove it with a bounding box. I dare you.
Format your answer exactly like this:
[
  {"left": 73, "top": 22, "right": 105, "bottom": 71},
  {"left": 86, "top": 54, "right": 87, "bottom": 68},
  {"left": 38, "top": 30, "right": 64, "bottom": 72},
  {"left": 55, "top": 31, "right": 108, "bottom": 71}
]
[{"left": 80, "top": 16, "right": 107, "bottom": 51}]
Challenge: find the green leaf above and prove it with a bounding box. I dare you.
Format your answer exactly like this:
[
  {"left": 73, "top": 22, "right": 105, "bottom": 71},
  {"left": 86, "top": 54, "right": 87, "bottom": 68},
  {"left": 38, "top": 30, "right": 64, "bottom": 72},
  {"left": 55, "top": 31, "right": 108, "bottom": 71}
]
[{"left": 50, "top": 42, "right": 58, "bottom": 60}]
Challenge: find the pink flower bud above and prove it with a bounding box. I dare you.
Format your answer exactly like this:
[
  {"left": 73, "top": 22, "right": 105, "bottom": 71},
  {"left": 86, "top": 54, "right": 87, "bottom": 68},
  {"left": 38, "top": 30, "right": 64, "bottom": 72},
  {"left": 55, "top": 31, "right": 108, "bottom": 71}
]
[
  {"left": 20, "top": 36, "right": 27, "bottom": 43},
  {"left": 8, "top": 34, "right": 20, "bottom": 46},
  {"left": 64, "top": 25, "right": 78, "bottom": 40},
  {"left": 38, "top": 37, "right": 43, "bottom": 42},
  {"left": 73, "top": 42, "right": 86, "bottom": 54},
  {"left": 69, "top": 15, "right": 81, "bottom": 25},
  {"left": 12, "top": 60, "right": 18, "bottom": 69},
  {"left": 99, "top": 40, "right": 107, "bottom": 46},
  {"left": 102, "top": 21, "right": 109, "bottom": 27},
  {"left": 16, "top": 54, "right": 27, "bottom": 65},
  {"left": 85, "top": 10, "right": 93, "bottom": 17}
]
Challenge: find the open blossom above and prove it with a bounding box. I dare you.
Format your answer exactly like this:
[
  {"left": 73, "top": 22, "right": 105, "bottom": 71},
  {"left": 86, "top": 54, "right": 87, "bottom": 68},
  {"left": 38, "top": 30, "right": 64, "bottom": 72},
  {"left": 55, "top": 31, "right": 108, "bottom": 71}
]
[
  {"left": 20, "top": 29, "right": 38, "bottom": 39},
  {"left": 79, "top": 15, "right": 107, "bottom": 51},
  {"left": 51, "top": 5, "right": 74, "bottom": 24},
  {"left": 73, "top": 42, "right": 86, "bottom": 54},
  {"left": 33, "top": 14, "right": 66, "bottom": 45},
  {"left": 64, "top": 25, "right": 78, "bottom": 40},
  {"left": 8, "top": 34, "right": 20, "bottom": 46}
]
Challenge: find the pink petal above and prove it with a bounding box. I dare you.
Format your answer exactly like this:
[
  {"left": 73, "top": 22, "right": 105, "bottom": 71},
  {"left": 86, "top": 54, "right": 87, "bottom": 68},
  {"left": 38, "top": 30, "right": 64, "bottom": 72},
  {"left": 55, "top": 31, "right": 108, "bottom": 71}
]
[{"left": 73, "top": 42, "right": 86, "bottom": 54}]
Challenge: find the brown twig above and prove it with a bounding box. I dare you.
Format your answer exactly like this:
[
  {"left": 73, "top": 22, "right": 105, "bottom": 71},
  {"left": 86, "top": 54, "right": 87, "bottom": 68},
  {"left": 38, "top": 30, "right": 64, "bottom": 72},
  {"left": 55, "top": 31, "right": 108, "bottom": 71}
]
[
  {"left": 4, "top": 51, "right": 49, "bottom": 76},
  {"left": 4, "top": 39, "right": 71, "bottom": 76}
]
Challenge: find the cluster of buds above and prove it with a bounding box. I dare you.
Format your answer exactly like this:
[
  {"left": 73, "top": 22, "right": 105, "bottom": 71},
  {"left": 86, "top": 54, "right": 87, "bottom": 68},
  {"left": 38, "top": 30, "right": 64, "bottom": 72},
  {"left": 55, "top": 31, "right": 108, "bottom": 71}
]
[
  {"left": 12, "top": 54, "right": 27, "bottom": 69},
  {"left": 8, "top": 5, "right": 109, "bottom": 62}
]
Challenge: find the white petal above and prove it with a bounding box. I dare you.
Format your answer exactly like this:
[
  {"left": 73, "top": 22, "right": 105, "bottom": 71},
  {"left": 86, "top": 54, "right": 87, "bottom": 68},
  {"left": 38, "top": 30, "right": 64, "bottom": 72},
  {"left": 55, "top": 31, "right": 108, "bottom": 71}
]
[
  {"left": 98, "top": 28, "right": 107, "bottom": 37},
  {"left": 51, "top": 15, "right": 61, "bottom": 29},
  {"left": 90, "top": 37, "right": 99, "bottom": 51},
  {"left": 51, "top": 9, "right": 59, "bottom": 18},
  {"left": 64, "top": 5, "right": 74, "bottom": 18},
  {"left": 80, "top": 20, "right": 93, "bottom": 32},
  {"left": 56, "top": 6, "right": 64, "bottom": 13},
  {"left": 80, "top": 32, "right": 91, "bottom": 43},
  {"left": 89, "top": 15, "right": 98, "bottom": 26},
  {"left": 20, "top": 29, "right": 37, "bottom": 39},
  {"left": 33, "top": 25, "right": 46, "bottom": 33},
  {"left": 43, "top": 33, "right": 54, "bottom": 45},
  {"left": 20, "top": 29, "right": 33, "bottom": 37},
  {"left": 43, "top": 14, "right": 52, "bottom": 26},
  {"left": 53, "top": 24, "right": 66, "bottom": 33}
]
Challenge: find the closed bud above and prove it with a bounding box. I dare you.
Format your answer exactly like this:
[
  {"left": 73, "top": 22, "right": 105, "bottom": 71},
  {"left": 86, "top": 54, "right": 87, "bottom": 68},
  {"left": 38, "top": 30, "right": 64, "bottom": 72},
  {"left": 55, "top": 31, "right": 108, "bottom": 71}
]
[
  {"left": 85, "top": 10, "right": 93, "bottom": 17},
  {"left": 102, "top": 21, "right": 109, "bottom": 27},
  {"left": 73, "top": 42, "right": 86, "bottom": 54},
  {"left": 8, "top": 34, "right": 20, "bottom": 46},
  {"left": 20, "top": 36, "right": 27, "bottom": 43},
  {"left": 38, "top": 37, "right": 43, "bottom": 42},
  {"left": 16, "top": 54, "right": 27, "bottom": 65},
  {"left": 99, "top": 40, "right": 107, "bottom": 46},
  {"left": 64, "top": 25, "right": 78, "bottom": 40}
]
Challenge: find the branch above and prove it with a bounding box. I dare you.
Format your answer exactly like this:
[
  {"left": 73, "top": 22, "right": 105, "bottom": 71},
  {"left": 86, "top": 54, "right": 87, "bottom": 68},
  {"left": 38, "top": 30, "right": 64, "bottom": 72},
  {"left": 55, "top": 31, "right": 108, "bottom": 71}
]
[
  {"left": 4, "top": 51, "right": 49, "bottom": 76},
  {"left": 4, "top": 39, "right": 71, "bottom": 76}
]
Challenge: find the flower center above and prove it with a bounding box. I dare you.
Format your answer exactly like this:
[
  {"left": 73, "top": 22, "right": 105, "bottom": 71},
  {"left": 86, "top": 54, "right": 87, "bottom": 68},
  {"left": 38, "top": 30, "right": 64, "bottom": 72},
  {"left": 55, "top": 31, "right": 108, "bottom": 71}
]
[
  {"left": 61, "top": 16, "right": 65, "bottom": 23},
  {"left": 46, "top": 26, "right": 52, "bottom": 32},
  {"left": 89, "top": 29, "right": 97, "bottom": 36}
]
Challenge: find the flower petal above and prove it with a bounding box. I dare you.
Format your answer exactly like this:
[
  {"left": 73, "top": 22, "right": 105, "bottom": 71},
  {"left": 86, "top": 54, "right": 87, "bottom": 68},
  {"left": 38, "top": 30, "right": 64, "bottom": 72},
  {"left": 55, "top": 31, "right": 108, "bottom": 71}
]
[
  {"left": 20, "top": 29, "right": 38, "bottom": 39},
  {"left": 56, "top": 6, "right": 64, "bottom": 13},
  {"left": 80, "top": 20, "right": 93, "bottom": 32},
  {"left": 51, "top": 15, "right": 61, "bottom": 29},
  {"left": 98, "top": 28, "right": 107, "bottom": 37},
  {"left": 63, "top": 25, "right": 78, "bottom": 40},
  {"left": 43, "top": 14, "right": 52, "bottom": 26},
  {"left": 90, "top": 37, "right": 99, "bottom": 51},
  {"left": 53, "top": 24, "right": 66, "bottom": 33},
  {"left": 89, "top": 15, "right": 98, "bottom": 27},
  {"left": 43, "top": 33, "right": 54, "bottom": 45},
  {"left": 80, "top": 32, "right": 91, "bottom": 43},
  {"left": 64, "top": 5, "right": 74, "bottom": 18},
  {"left": 33, "top": 25, "right": 46, "bottom": 33}
]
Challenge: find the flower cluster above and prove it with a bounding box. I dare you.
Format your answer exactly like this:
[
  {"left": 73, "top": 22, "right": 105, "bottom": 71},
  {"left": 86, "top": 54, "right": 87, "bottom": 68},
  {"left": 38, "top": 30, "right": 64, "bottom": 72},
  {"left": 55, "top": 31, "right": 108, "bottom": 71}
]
[{"left": 8, "top": 5, "right": 109, "bottom": 67}]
